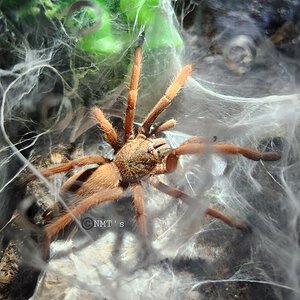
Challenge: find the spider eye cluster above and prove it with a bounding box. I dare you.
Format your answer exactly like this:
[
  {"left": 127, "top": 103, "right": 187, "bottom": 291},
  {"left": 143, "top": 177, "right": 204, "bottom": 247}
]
[{"left": 147, "top": 146, "right": 160, "bottom": 157}]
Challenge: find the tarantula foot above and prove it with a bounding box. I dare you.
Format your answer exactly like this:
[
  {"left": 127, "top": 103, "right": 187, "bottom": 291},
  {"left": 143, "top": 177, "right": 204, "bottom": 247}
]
[
  {"left": 235, "top": 222, "right": 252, "bottom": 233},
  {"left": 258, "top": 136, "right": 284, "bottom": 161},
  {"left": 260, "top": 151, "right": 281, "bottom": 161},
  {"left": 206, "top": 207, "right": 251, "bottom": 232}
]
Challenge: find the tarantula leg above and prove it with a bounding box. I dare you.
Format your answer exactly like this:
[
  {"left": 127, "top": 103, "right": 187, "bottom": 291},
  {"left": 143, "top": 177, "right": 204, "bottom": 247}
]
[
  {"left": 131, "top": 184, "right": 148, "bottom": 241},
  {"left": 42, "top": 187, "right": 124, "bottom": 257},
  {"left": 91, "top": 107, "right": 121, "bottom": 152},
  {"left": 24, "top": 155, "right": 108, "bottom": 184},
  {"left": 139, "top": 65, "right": 192, "bottom": 135},
  {"left": 148, "top": 178, "right": 247, "bottom": 230},
  {"left": 175, "top": 143, "right": 282, "bottom": 161},
  {"left": 179, "top": 136, "right": 217, "bottom": 146},
  {"left": 60, "top": 167, "right": 98, "bottom": 192},
  {"left": 150, "top": 119, "right": 176, "bottom": 136},
  {"left": 150, "top": 136, "right": 214, "bottom": 175},
  {"left": 124, "top": 38, "right": 143, "bottom": 142},
  {"left": 166, "top": 143, "right": 281, "bottom": 173}
]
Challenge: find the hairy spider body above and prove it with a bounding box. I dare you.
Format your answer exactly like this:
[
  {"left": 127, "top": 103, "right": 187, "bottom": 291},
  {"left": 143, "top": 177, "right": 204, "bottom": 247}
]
[
  {"left": 27, "top": 35, "right": 281, "bottom": 256},
  {"left": 63, "top": 164, "right": 119, "bottom": 195},
  {"left": 114, "top": 135, "right": 170, "bottom": 182}
]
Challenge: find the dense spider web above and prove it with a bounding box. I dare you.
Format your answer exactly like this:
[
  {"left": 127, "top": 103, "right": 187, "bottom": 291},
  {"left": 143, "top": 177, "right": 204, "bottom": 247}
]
[{"left": 0, "top": 1, "right": 299, "bottom": 300}]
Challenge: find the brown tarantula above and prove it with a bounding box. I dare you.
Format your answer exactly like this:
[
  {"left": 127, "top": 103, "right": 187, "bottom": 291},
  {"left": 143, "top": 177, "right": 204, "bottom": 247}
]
[{"left": 27, "top": 35, "right": 281, "bottom": 255}]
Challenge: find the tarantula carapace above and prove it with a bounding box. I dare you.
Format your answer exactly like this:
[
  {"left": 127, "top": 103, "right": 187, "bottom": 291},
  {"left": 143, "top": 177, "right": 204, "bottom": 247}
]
[{"left": 28, "top": 35, "right": 281, "bottom": 255}]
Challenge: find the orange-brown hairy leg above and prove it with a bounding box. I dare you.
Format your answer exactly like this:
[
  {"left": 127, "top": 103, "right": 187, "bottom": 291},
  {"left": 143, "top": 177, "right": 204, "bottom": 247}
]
[
  {"left": 139, "top": 65, "right": 192, "bottom": 135},
  {"left": 124, "top": 38, "right": 143, "bottom": 142},
  {"left": 174, "top": 143, "right": 281, "bottom": 160},
  {"left": 91, "top": 107, "right": 120, "bottom": 152},
  {"left": 163, "top": 137, "right": 215, "bottom": 173},
  {"left": 150, "top": 139, "right": 214, "bottom": 176},
  {"left": 60, "top": 167, "right": 98, "bottom": 193},
  {"left": 43, "top": 187, "right": 124, "bottom": 257},
  {"left": 179, "top": 135, "right": 217, "bottom": 146},
  {"left": 166, "top": 143, "right": 281, "bottom": 173},
  {"left": 131, "top": 184, "right": 148, "bottom": 242},
  {"left": 24, "top": 155, "right": 108, "bottom": 184},
  {"left": 150, "top": 119, "right": 176, "bottom": 136},
  {"left": 148, "top": 177, "right": 247, "bottom": 230}
]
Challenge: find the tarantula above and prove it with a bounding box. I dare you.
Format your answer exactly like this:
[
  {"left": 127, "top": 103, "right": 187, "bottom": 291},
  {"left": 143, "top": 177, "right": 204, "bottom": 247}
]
[{"left": 27, "top": 35, "right": 281, "bottom": 255}]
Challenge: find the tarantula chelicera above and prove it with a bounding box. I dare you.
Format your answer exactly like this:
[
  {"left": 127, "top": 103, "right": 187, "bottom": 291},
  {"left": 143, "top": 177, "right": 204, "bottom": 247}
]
[{"left": 28, "top": 35, "right": 281, "bottom": 255}]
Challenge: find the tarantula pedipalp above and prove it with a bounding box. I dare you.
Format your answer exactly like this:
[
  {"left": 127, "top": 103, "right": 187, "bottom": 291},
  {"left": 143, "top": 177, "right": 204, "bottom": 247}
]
[{"left": 28, "top": 36, "right": 281, "bottom": 255}]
